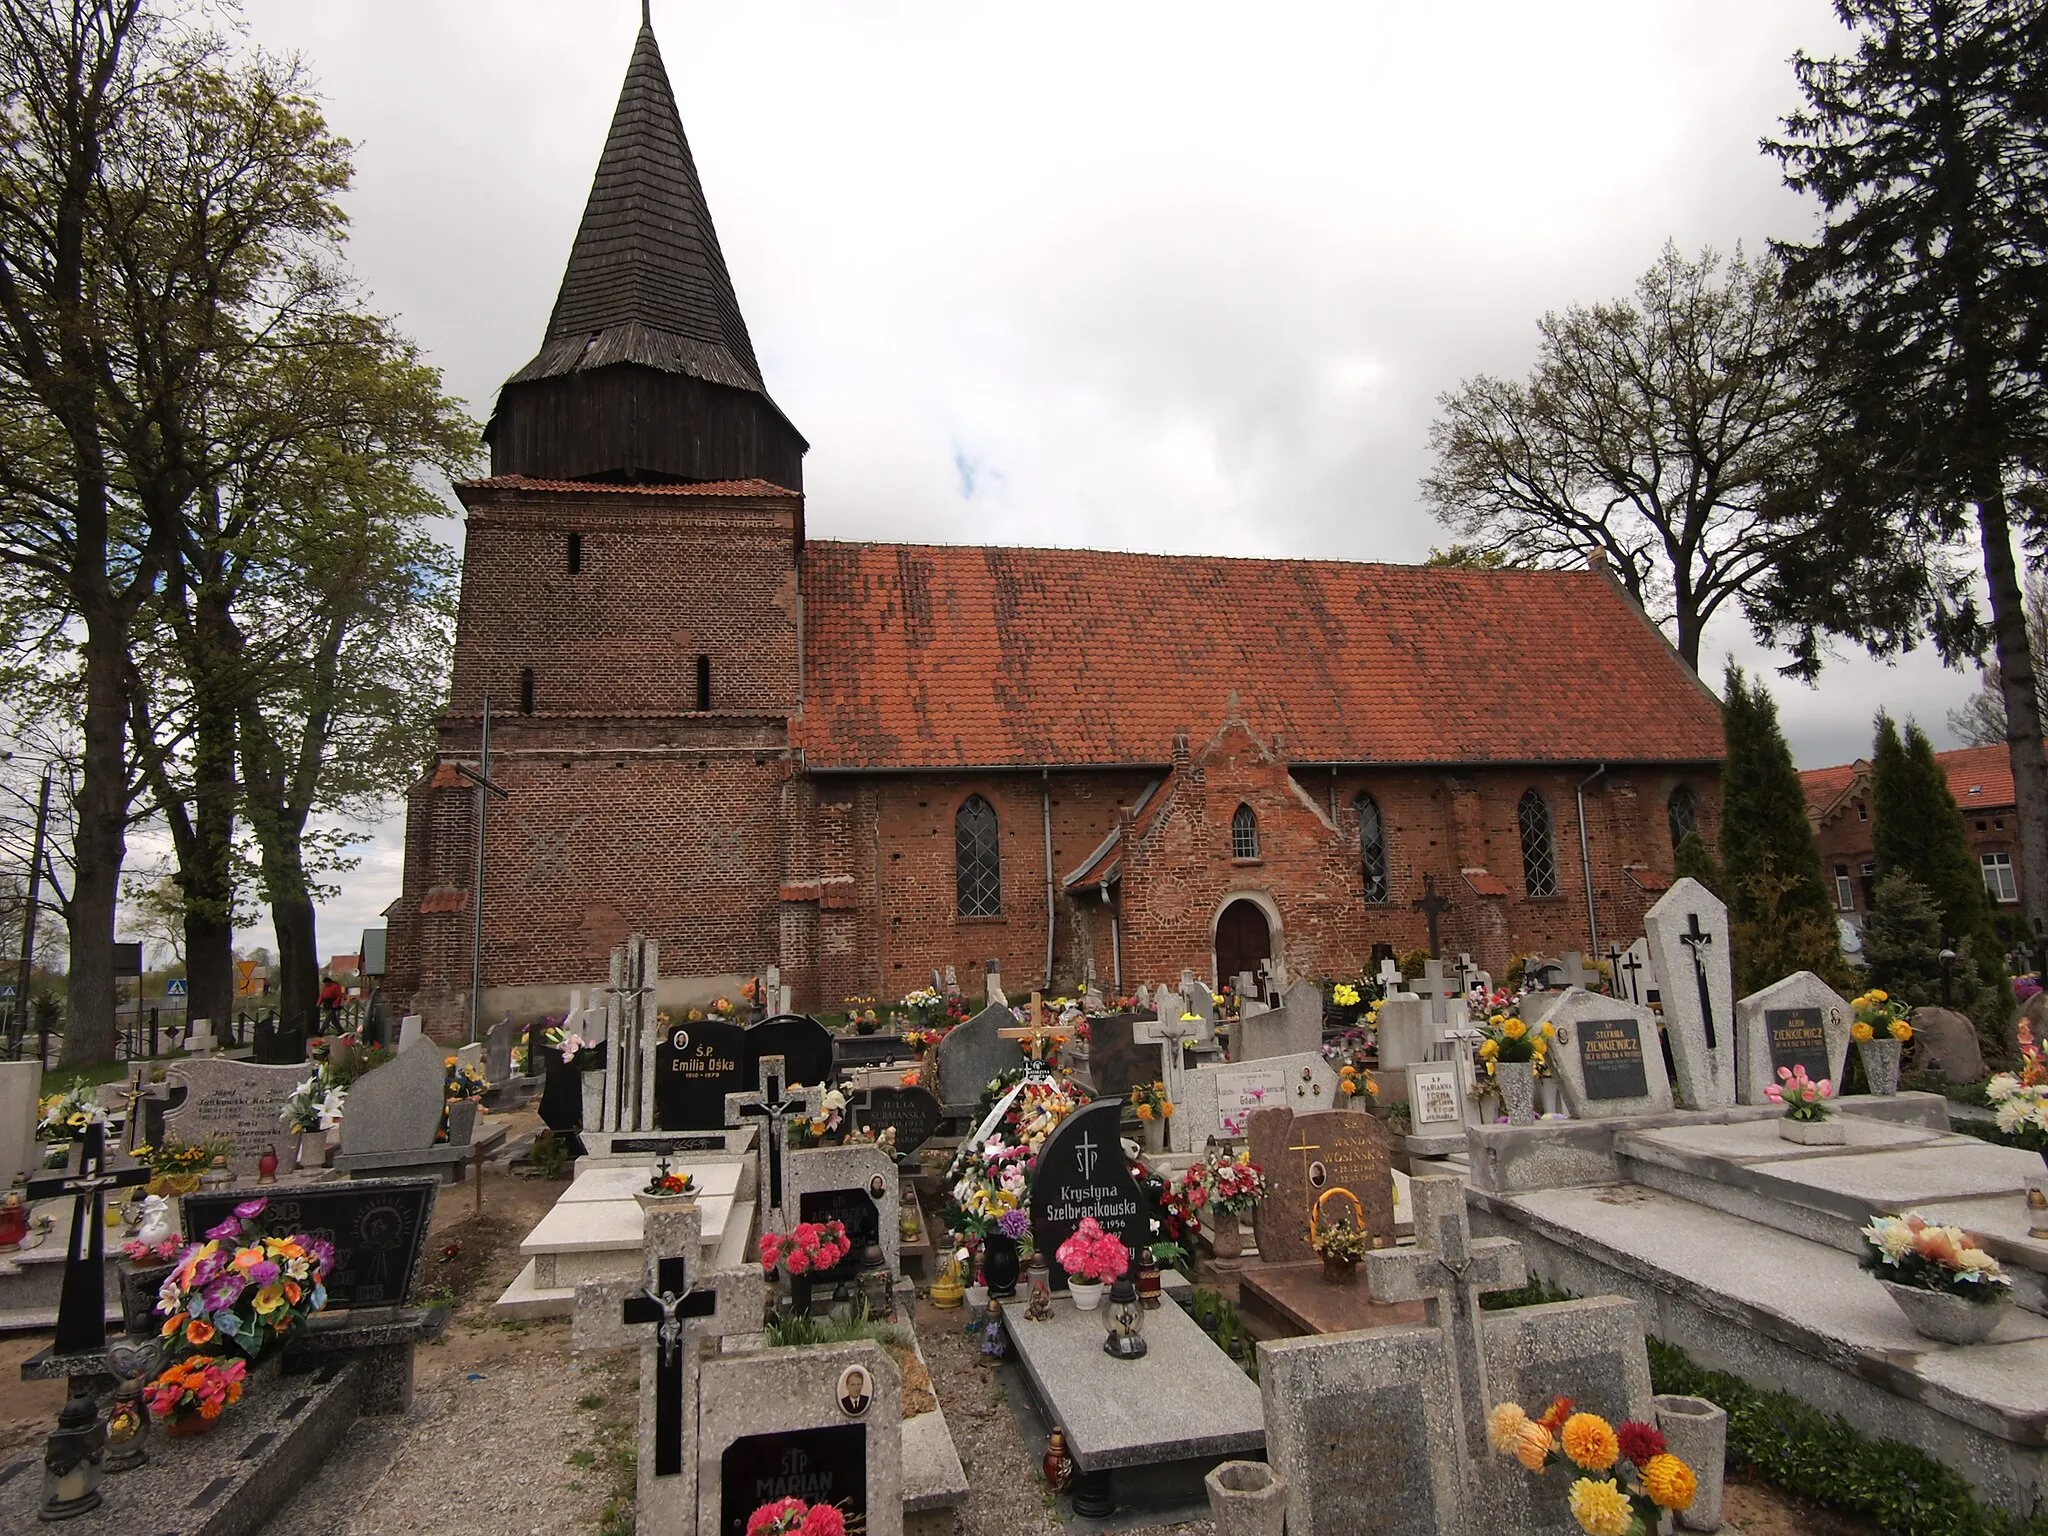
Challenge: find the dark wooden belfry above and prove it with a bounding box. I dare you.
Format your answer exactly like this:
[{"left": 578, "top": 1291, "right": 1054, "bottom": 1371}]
[{"left": 484, "top": 14, "right": 807, "bottom": 489}]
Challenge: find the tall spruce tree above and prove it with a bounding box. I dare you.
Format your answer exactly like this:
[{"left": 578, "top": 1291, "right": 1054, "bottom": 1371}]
[
  {"left": 1717, "top": 666, "right": 1850, "bottom": 994},
  {"left": 1869, "top": 712, "right": 2013, "bottom": 1043}
]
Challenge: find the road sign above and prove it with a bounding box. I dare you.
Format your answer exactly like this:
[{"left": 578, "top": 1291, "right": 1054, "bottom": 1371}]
[
  {"left": 0, "top": 983, "right": 13, "bottom": 999},
  {"left": 165, "top": 978, "right": 188, "bottom": 997}
]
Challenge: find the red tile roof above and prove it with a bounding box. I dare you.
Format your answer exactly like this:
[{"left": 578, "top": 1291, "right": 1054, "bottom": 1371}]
[
  {"left": 1462, "top": 867, "right": 1511, "bottom": 898},
  {"left": 458, "top": 475, "right": 797, "bottom": 498},
  {"left": 1801, "top": 741, "right": 2034, "bottom": 820},
  {"left": 796, "top": 544, "right": 1724, "bottom": 771}
]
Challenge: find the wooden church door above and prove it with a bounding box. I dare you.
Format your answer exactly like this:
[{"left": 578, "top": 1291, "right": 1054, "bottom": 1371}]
[{"left": 1215, "top": 900, "right": 1272, "bottom": 987}]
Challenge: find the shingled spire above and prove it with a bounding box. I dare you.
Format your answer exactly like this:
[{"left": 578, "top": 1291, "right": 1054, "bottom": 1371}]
[{"left": 486, "top": 14, "right": 806, "bottom": 487}]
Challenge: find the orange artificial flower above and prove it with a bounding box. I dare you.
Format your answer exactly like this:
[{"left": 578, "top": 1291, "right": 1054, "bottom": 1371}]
[{"left": 184, "top": 1318, "right": 215, "bottom": 1347}]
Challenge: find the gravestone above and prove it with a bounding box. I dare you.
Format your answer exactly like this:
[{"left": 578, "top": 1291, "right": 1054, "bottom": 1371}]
[
  {"left": 746, "top": 1014, "right": 835, "bottom": 1090},
  {"left": 1073, "top": 1012, "right": 1146, "bottom": 1103},
  {"left": 1912, "top": 1006, "right": 1988, "bottom": 1083},
  {"left": 397, "top": 1014, "right": 424, "bottom": 1051},
  {"left": 700, "top": 1341, "right": 903, "bottom": 1536},
  {"left": 655, "top": 1017, "right": 749, "bottom": 1130},
  {"left": 788, "top": 1142, "right": 901, "bottom": 1280},
  {"left": 936, "top": 1003, "right": 1024, "bottom": 1111},
  {"left": 337, "top": 1037, "right": 449, "bottom": 1158},
  {"left": 1177, "top": 1049, "right": 1340, "bottom": 1149},
  {"left": 185, "top": 1016, "right": 216, "bottom": 1056},
  {"left": 485, "top": 1015, "right": 517, "bottom": 1083},
  {"left": 1736, "top": 972, "right": 1852, "bottom": 1106},
  {"left": 1238, "top": 980, "right": 1322, "bottom": 1062},
  {"left": 182, "top": 1176, "right": 438, "bottom": 1309},
  {"left": 1, "top": 1060, "right": 41, "bottom": 1191},
  {"left": 1246, "top": 1106, "right": 1395, "bottom": 1265},
  {"left": 1543, "top": 989, "right": 1673, "bottom": 1119},
  {"left": 1028, "top": 1098, "right": 1150, "bottom": 1289},
  {"left": 1260, "top": 1324, "right": 1462, "bottom": 1536},
  {"left": 1184, "top": 980, "right": 1218, "bottom": 1045},
  {"left": 1374, "top": 996, "right": 1431, "bottom": 1070},
  {"left": 833, "top": 1033, "right": 909, "bottom": 1072},
  {"left": 1405, "top": 1062, "right": 1466, "bottom": 1137},
  {"left": 1644, "top": 878, "right": 1735, "bottom": 1108},
  {"left": 160, "top": 1057, "right": 309, "bottom": 1175},
  {"left": 855, "top": 1084, "right": 943, "bottom": 1156}
]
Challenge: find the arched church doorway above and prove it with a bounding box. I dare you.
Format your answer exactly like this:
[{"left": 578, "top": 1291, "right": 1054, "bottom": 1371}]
[{"left": 1215, "top": 899, "right": 1273, "bottom": 988}]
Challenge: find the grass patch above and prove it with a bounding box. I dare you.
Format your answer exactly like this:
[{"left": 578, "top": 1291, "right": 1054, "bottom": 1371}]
[
  {"left": 568, "top": 1448, "right": 596, "bottom": 1468},
  {"left": 577, "top": 1392, "right": 605, "bottom": 1410},
  {"left": 1481, "top": 1276, "right": 1578, "bottom": 1311},
  {"left": 763, "top": 1308, "right": 913, "bottom": 1351}
]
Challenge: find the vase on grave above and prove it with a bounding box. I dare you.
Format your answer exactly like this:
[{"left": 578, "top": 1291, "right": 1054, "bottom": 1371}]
[
  {"left": 1141, "top": 1116, "right": 1166, "bottom": 1154},
  {"left": 1537, "top": 1076, "right": 1563, "bottom": 1118},
  {"left": 1877, "top": 1279, "right": 2011, "bottom": 1344},
  {"left": 1496, "top": 1061, "right": 1537, "bottom": 1126},
  {"left": 1653, "top": 1394, "right": 1727, "bottom": 1532},
  {"left": 984, "top": 1233, "right": 1021, "bottom": 1298},
  {"left": 1206, "top": 1214, "right": 1244, "bottom": 1259},
  {"left": 1068, "top": 1277, "right": 1105, "bottom": 1311},
  {"left": 785, "top": 1271, "right": 816, "bottom": 1317},
  {"left": 1777, "top": 1115, "right": 1845, "bottom": 1145},
  {"left": 1858, "top": 1038, "right": 1903, "bottom": 1096},
  {"left": 294, "top": 1130, "right": 327, "bottom": 1171},
  {"left": 1204, "top": 1460, "right": 1288, "bottom": 1536}
]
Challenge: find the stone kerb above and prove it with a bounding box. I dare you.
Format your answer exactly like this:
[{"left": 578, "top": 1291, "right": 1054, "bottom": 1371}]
[
  {"left": 1735, "top": 972, "right": 1853, "bottom": 1107},
  {"left": 1543, "top": 990, "right": 1673, "bottom": 1120}
]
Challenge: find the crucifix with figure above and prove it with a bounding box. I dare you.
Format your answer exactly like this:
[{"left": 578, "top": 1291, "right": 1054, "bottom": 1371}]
[
  {"left": 1679, "top": 912, "right": 1719, "bottom": 1050},
  {"left": 28, "top": 1121, "right": 153, "bottom": 1360},
  {"left": 1367, "top": 1176, "right": 1526, "bottom": 1499},
  {"left": 998, "top": 1005, "right": 1065, "bottom": 1081},
  {"left": 605, "top": 934, "right": 659, "bottom": 1132},
  {"left": 1412, "top": 874, "right": 1452, "bottom": 959},
  {"left": 725, "top": 1054, "right": 822, "bottom": 1235},
  {"left": 622, "top": 1251, "right": 719, "bottom": 1479}
]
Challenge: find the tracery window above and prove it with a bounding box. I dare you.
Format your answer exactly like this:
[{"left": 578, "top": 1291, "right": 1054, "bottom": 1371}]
[{"left": 956, "top": 795, "right": 1002, "bottom": 917}]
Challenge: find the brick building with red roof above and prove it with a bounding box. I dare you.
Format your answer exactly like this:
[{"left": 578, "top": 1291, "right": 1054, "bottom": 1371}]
[{"left": 384, "top": 19, "right": 1725, "bottom": 1029}]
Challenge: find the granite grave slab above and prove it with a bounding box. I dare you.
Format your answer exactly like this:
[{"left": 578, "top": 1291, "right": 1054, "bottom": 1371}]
[
  {"left": 1246, "top": 1106, "right": 1395, "bottom": 1266},
  {"left": 161, "top": 1057, "right": 309, "bottom": 1175}
]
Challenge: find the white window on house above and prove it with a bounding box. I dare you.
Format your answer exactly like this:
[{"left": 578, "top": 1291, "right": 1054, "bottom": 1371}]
[
  {"left": 1982, "top": 851, "right": 2019, "bottom": 904},
  {"left": 1834, "top": 864, "right": 1855, "bottom": 911}
]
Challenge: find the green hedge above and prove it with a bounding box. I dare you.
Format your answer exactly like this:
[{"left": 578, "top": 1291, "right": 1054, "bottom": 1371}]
[{"left": 1648, "top": 1339, "right": 2048, "bottom": 1536}]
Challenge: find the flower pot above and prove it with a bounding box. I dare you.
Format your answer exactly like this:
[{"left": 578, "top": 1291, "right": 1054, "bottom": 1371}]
[
  {"left": 984, "top": 1233, "right": 1021, "bottom": 1298},
  {"left": 633, "top": 1190, "right": 697, "bottom": 1215},
  {"left": 1207, "top": 1216, "right": 1244, "bottom": 1260},
  {"left": 785, "top": 1271, "right": 816, "bottom": 1316},
  {"left": 1321, "top": 1254, "right": 1359, "bottom": 1286},
  {"left": 1496, "top": 1061, "right": 1537, "bottom": 1126},
  {"left": 1858, "top": 1038, "right": 1903, "bottom": 1096},
  {"left": 1654, "top": 1394, "right": 1726, "bottom": 1532},
  {"left": 1068, "top": 1278, "right": 1105, "bottom": 1311},
  {"left": 1141, "top": 1117, "right": 1166, "bottom": 1154},
  {"left": 1777, "top": 1116, "right": 1845, "bottom": 1145},
  {"left": 1879, "top": 1279, "right": 2011, "bottom": 1345},
  {"left": 1538, "top": 1077, "right": 1564, "bottom": 1119},
  {"left": 1204, "top": 1460, "right": 1288, "bottom": 1536},
  {"left": 164, "top": 1413, "right": 215, "bottom": 1439}
]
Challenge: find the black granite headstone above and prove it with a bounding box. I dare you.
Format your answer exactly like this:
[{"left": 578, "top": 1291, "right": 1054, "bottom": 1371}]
[
  {"left": 720, "top": 1425, "right": 865, "bottom": 1536},
  {"left": 655, "top": 1018, "right": 748, "bottom": 1130},
  {"left": 832, "top": 1033, "right": 909, "bottom": 1072},
  {"left": 538, "top": 1047, "right": 586, "bottom": 1133},
  {"left": 747, "top": 1015, "right": 836, "bottom": 1090},
  {"left": 1579, "top": 1017, "right": 1651, "bottom": 1101},
  {"left": 858, "top": 1085, "right": 943, "bottom": 1155},
  {"left": 1764, "top": 1007, "right": 1831, "bottom": 1084},
  {"left": 798, "top": 1187, "right": 879, "bottom": 1282},
  {"left": 1075, "top": 1013, "right": 1145, "bottom": 1102},
  {"left": 181, "top": 1176, "right": 438, "bottom": 1309},
  {"left": 1028, "top": 1098, "right": 1150, "bottom": 1290}
]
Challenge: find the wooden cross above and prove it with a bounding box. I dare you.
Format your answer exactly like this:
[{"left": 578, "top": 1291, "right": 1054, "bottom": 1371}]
[
  {"left": 998, "top": 1011, "right": 1064, "bottom": 1076},
  {"left": 724, "top": 1055, "right": 821, "bottom": 1231},
  {"left": 1679, "top": 912, "right": 1720, "bottom": 1050},
  {"left": 1366, "top": 1176, "right": 1526, "bottom": 1497},
  {"left": 621, "top": 1253, "right": 719, "bottom": 1479},
  {"left": 1411, "top": 874, "right": 1452, "bottom": 958},
  {"left": 26, "top": 1122, "right": 153, "bottom": 1358}
]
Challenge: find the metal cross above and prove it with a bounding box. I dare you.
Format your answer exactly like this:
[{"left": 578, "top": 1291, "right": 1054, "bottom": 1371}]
[
  {"left": 1411, "top": 874, "right": 1452, "bottom": 958},
  {"left": 621, "top": 1254, "right": 718, "bottom": 1479},
  {"left": 725, "top": 1055, "right": 821, "bottom": 1228},
  {"left": 1679, "top": 912, "right": 1719, "bottom": 1050},
  {"left": 26, "top": 1122, "right": 154, "bottom": 1359}
]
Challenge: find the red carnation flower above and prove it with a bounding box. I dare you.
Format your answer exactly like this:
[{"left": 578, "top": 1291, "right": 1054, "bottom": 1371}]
[{"left": 1616, "top": 1420, "right": 1665, "bottom": 1467}]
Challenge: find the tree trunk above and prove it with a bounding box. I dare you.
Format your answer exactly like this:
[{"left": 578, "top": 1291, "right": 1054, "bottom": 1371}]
[
  {"left": 261, "top": 832, "right": 320, "bottom": 1037},
  {"left": 61, "top": 613, "right": 129, "bottom": 1067},
  {"left": 183, "top": 587, "right": 241, "bottom": 1027},
  {"left": 1980, "top": 495, "right": 2048, "bottom": 978}
]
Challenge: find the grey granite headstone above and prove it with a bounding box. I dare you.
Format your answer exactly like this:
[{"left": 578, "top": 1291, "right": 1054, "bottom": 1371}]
[
  {"left": 1239, "top": 979, "right": 1322, "bottom": 1061},
  {"left": 1178, "top": 1050, "right": 1340, "bottom": 1152},
  {"left": 787, "top": 1142, "right": 901, "bottom": 1279},
  {"left": 485, "top": 1015, "right": 516, "bottom": 1083},
  {"left": 0, "top": 1061, "right": 41, "bottom": 1191},
  {"left": 1735, "top": 972, "right": 1852, "bottom": 1106},
  {"left": 1260, "top": 1325, "right": 1462, "bottom": 1536},
  {"left": 161, "top": 1057, "right": 309, "bottom": 1174},
  {"left": 1644, "top": 878, "right": 1735, "bottom": 1108},
  {"left": 1543, "top": 989, "right": 1673, "bottom": 1119},
  {"left": 1375, "top": 996, "right": 1430, "bottom": 1070},
  {"left": 338, "top": 1037, "right": 449, "bottom": 1157},
  {"left": 935, "top": 1003, "right": 1024, "bottom": 1110}
]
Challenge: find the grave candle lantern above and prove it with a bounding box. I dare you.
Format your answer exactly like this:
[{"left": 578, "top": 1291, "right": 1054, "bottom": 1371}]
[{"left": 1103, "top": 1276, "right": 1147, "bottom": 1360}]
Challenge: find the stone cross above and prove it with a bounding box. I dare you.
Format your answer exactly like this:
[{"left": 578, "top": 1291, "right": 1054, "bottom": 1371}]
[
  {"left": 27, "top": 1122, "right": 153, "bottom": 1358},
  {"left": 1679, "top": 913, "right": 1719, "bottom": 1050},
  {"left": 1555, "top": 952, "right": 1599, "bottom": 991},
  {"left": 1376, "top": 956, "right": 1406, "bottom": 996},
  {"left": 725, "top": 1054, "right": 822, "bottom": 1234},
  {"left": 602, "top": 934, "right": 660, "bottom": 1132},
  {"left": 1133, "top": 1014, "right": 1190, "bottom": 1129},
  {"left": 1605, "top": 942, "right": 1640, "bottom": 1003},
  {"left": 1411, "top": 873, "right": 1452, "bottom": 958},
  {"left": 622, "top": 1252, "right": 719, "bottom": 1479},
  {"left": 1367, "top": 1175, "right": 1526, "bottom": 1501},
  {"left": 1417, "top": 961, "right": 1467, "bottom": 1036}
]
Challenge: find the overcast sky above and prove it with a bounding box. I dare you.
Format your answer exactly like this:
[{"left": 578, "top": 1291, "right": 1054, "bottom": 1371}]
[{"left": 220, "top": 0, "right": 1991, "bottom": 964}]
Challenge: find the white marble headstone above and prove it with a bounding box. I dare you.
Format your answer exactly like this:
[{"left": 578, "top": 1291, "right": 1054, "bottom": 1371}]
[
  {"left": 1735, "top": 971, "right": 1853, "bottom": 1106},
  {"left": 1644, "top": 878, "right": 1735, "bottom": 1109},
  {"left": 0, "top": 1061, "right": 40, "bottom": 1191},
  {"left": 397, "top": 1014, "right": 424, "bottom": 1052}
]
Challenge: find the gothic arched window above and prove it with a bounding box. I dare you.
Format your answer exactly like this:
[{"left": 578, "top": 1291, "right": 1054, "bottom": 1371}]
[
  {"left": 1356, "top": 792, "right": 1389, "bottom": 903},
  {"left": 1668, "top": 784, "right": 1699, "bottom": 853},
  {"left": 956, "top": 795, "right": 1002, "bottom": 917},
  {"left": 1519, "top": 789, "right": 1558, "bottom": 899},
  {"left": 1231, "top": 803, "right": 1260, "bottom": 859}
]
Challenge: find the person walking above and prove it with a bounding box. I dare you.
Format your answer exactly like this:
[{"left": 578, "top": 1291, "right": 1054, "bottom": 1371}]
[{"left": 318, "top": 974, "right": 346, "bottom": 1035}]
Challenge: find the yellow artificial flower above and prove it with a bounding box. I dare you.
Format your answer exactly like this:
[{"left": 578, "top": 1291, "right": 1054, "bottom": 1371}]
[
  {"left": 1135, "top": 1103, "right": 1154, "bottom": 1121},
  {"left": 1641, "top": 1453, "right": 1696, "bottom": 1511},
  {"left": 1851, "top": 1020, "right": 1874, "bottom": 1043},
  {"left": 1567, "top": 1477, "right": 1633, "bottom": 1536},
  {"left": 1487, "top": 1402, "right": 1529, "bottom": 1453},
  {"left": 1869, "top": 989, "right": 1888, "bottom": 1003},
  {"left": 1560, "top": 1412, "right": 1619, "bottom": 1472},
  {"left": 1541, "top": 1021, "right": 1556, "bottom": 1039},
  {"left": 1366, "top": 1076, "right": 1380, "bottom": 1097},
  {"left": 1513, "top": 1421, "right": 1552, "bottom": 1472},
  {"left": 1890, "top": 1019, "right": 1913, "bottom": 1042},
  {"left": 1160, "top": 1099, "right": 1174, "bottom": 1117},
  {"left": 1480, "top": 1039, "right": 1500, "bottom": 1059},
  {"left": 1503, "top": 1018, "right": 1528, "bottom": 1040},
  {"left": 444, "top": 1055, "right": 457, "bottom": 1068}
]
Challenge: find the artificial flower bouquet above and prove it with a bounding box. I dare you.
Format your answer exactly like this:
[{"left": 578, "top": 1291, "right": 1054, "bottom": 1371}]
[
  {"left": 759, "top": 1219, "right": 852, "bottom": 1279},
  {"left": 145, "top": 1354, "right": 248, "bottom": 1433},
  {"left": 139, "top": 1134, "right": 234, "bottom": 1194},
  {"left": 899, "top": 986, "right": 946, "bottom": 1027},
  {"left": 1850, "top": 988, "right": 1912, "bottom": 1045},
  {"left": 1986, "top": 1020, "right": 2048, "bottom": 1153},
  {"left": 546, "top": 1024, "right": 606, "bottom": 1071},
  {"left": 948, "top": 1135, "right": 1032, "bottom": 1233},
  {"left": 1331, "top": 981, "right": 1362, "bottom": 1009},
  {"left": 36, "top": 1079, "right": 105, "bottom": 1142},
  {"left": 1477, "top": 1008, "right": 1550, "bottom": 1068},
  {"left": 1487, "top": 1396, "right": 1696, "bottom": 1536},
  {"left": 155, "top": 1197, "right": 333, "bottom": 1363},
  {"left": 1764, "top": 1063, "right": 1833, "bottom": 1121},
  {"left": 444, "top": 1056, "right": 490, "bottom": 1101},
  {"left": 746, "top": 1497, "right": 846, "bottom": 1536},
  {"left": 279, "top": 1072, "right": 347, "bottom": 1136},
  {"left": 794, "top": 1087, "right": 849, "bottom": 1145},
  {"left": 1193, "top": 1149, "right": 1268, "bottom": 1217},
  {"left": 1309, "top": 1218, "right": 1373, "bottom": 1265},
  {"left": 1130, "top": 1080, "right": 1174, "bottom": 1123},
  {"left": 645, "top": 1167, "right": 697, "bottom": 1198},
  {"left": 1055, "top": 1217, "right": 1129, "bottom": 1285},
  {"left": 1134, "top": 1161, "right": 1205, "bottom": 1247},
  {"left": 1860, "top": 1214, "right": 2010, "bottom": 1300}
]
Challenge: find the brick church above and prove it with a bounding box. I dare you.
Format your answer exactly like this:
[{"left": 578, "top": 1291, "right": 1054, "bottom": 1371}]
[{"left": 386, "top": 17, "right": 1725, "bottom": 1032}]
